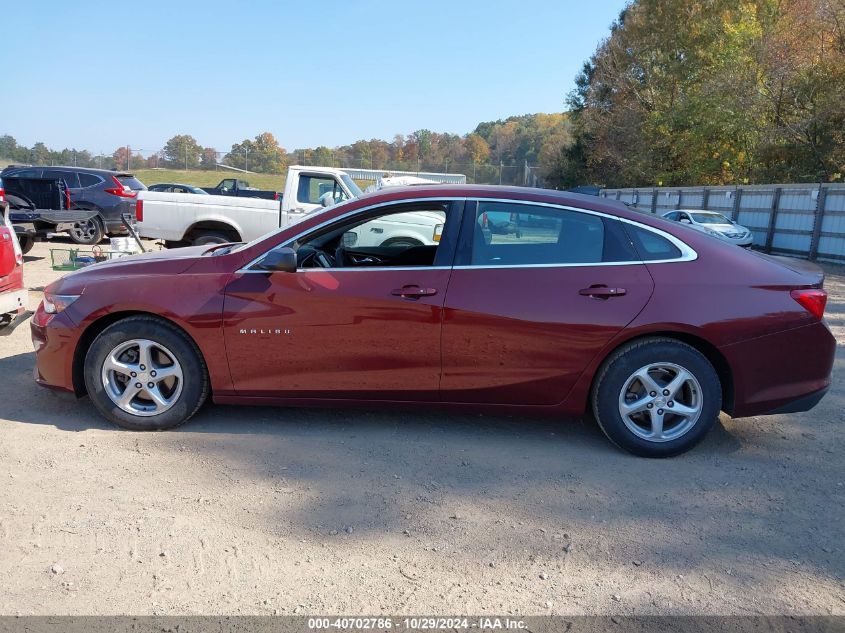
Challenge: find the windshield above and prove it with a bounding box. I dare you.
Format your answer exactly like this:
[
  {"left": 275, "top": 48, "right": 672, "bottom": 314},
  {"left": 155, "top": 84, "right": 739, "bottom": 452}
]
[
  {"left": 341, "top": 174, "right": 363, "bottom": 198},
  {"left": 691, "top": 212, "right": 731, "bottom": 225}
]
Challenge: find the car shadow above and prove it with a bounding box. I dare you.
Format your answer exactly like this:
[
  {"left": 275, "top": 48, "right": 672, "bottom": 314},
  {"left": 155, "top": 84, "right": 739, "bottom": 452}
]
[{"left": 3, "top": 348, "right": 843, "bottom": 586}]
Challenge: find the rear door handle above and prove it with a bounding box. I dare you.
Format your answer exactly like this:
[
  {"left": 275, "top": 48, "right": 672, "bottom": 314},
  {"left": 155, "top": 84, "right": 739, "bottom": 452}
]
[
  {"left": 391, "top": 285, "right": 438, "bottom": 299},
  {"left": 579, "top": 285, "right": 626, "bottom": 298}
]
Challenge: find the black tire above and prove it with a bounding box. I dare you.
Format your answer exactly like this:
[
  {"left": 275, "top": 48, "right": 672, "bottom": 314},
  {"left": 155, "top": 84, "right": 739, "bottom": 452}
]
[
  {"left": 591, "top": 337, "right": 721, "bottom": 458},
  {"left": 18, "top": 234, "right": 34, "bottom": 254},
  {"left": 380, "top": 237, "right": 423, "bottom": 248},
  {"left": 69, "top": 216, "right": 105, "bottom": 245},
  {"left": 191, "top": 231, "right": 234, "bottom": 246},
  {"left": 84, "top": 316, "right": 209, "bottom": 431}
]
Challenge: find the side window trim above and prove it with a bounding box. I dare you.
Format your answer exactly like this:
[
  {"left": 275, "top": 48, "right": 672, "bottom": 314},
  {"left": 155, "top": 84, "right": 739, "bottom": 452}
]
[{"left": 453, "top": 198, "right": 696, "bottom": 268}]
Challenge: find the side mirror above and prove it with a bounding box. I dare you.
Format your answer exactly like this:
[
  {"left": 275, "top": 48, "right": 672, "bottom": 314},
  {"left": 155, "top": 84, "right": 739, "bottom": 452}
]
[
  {"left": 680, "top": 218, "right": 691, "bottom": 224},
  {"left": 319, "top": 192, "right": 334, "bottom": 208},
  {"left": 253, "top": 247, "right": 297, "bottom": 273}
]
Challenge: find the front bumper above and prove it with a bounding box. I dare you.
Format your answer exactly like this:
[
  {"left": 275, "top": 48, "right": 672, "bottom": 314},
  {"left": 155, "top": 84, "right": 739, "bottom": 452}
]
[
  {"left": 31, "top": 308, "right": 79, "bottom": 394},
  {"left": 721, "top": 234, "right": 754, "bottom": 247},
  {"left": 0, "top": 288, "right": 26, "bottom": 316}
]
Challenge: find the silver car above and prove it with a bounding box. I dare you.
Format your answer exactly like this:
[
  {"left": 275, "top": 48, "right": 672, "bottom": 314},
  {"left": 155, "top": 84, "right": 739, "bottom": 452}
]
[{"left": 662, "top": 210, "right": 753, "bottom": 247}]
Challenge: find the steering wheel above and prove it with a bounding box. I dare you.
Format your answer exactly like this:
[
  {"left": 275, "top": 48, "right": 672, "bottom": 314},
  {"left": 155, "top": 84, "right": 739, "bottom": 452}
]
[
  {"left": 314, "top": 249, "right": 334, "bottom": 268},
  {"left": 296, "top": 245, "right": 334, "bottom": 268},
  {"left": 334, "top": 245, "right": 350, "bottom": 268}
]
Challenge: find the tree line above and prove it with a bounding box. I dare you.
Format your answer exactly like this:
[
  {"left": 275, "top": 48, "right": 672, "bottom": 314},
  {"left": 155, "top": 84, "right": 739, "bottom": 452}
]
[
  {"left": 0, "top": 114, "right": 572, "bottom": 185},
  {"left": 561, "top": 0, "right": 845, "bottom": 187}
]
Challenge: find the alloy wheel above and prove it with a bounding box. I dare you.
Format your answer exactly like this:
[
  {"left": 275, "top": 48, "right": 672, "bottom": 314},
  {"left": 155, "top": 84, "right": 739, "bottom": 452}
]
[
  {"left": 618, "top": 362, "right": 703, "bottom": 442},
  {"left": 71, "top": 218, "right": 99, "bottom": 242},
  {"left": 101, "top": 339, "right": 183, "bottom": 417}
]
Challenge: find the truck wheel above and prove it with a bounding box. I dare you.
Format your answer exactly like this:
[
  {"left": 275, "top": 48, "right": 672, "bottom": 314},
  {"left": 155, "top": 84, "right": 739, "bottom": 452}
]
[
  {"left": 69, "top": 217, "right": 105, "bottom": 245},
  {"left": 192, "top": 231, "right": 234, "bottom": 246},
  {"left": 84, "top": 316, "right": 209, "bottom": 431},
  {"left": 380, "top": 237, "right": 423, "bottom": 248},
  {"left": 18, "top": 234, "right": 34, "bottom": 254}
]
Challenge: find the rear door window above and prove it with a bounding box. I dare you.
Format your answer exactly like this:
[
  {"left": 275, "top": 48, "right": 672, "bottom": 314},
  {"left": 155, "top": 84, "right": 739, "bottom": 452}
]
[
  {"left": 43, "top": 170, "right": 80, "bottom": 188},
  {"left": 467, "top": 202, "right": 607, "bottom": 266}
]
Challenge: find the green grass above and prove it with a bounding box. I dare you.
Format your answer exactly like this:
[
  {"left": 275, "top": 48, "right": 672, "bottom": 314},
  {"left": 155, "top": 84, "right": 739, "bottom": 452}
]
[{"left": 133, "top": 169, "right": 284, "bottom": 191}]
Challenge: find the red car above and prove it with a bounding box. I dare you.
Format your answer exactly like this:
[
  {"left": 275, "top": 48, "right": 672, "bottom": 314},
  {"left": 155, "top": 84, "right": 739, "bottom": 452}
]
[
  {"left": 31, "top": 186, "right": 835, "bottom": 457},
  {"left": 1, "top": 201, "right": 26, "bottom": 328}
]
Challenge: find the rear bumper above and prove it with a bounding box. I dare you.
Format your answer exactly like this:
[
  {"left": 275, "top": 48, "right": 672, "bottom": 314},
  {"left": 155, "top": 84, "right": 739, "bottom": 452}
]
[
  {"left": 0, "top": 288, "right": 26, "bottom": 315},
  {"left": 723, "top": 320, "right": 835, "bottom": 418},
  {"left": 764, "top": 385, "right": 829, "bottom": 415}
]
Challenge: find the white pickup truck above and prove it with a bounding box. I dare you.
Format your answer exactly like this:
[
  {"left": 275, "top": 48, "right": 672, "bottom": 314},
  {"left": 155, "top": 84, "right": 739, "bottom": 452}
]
[{"left": 136, "top": 166, "right": 444, "bottom": 248}]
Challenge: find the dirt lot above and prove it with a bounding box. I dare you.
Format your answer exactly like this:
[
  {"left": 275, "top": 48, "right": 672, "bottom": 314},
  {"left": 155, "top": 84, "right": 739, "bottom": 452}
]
[{"left": 0, "top": 240, "right": 843, "bottom": 616}]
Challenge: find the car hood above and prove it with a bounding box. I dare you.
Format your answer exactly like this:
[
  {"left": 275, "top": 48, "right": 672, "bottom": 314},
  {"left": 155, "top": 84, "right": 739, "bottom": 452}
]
[
  {"left": 705, "top": 223, "right": 746, "bottom": 233},
  {"left": 49, "top": 245, "right": 215, "bottom": 293}
]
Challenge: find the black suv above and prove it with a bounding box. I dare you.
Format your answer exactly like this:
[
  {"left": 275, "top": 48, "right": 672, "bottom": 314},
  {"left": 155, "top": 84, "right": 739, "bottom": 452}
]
[{"left": 0, "top": 165, "right": 146, "bottom": 245}]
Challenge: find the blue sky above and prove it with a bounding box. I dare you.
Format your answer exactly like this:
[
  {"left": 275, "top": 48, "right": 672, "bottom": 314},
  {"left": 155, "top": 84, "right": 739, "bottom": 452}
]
[{"left": 2, "top": 0, "right": 627, "bottom": 155}]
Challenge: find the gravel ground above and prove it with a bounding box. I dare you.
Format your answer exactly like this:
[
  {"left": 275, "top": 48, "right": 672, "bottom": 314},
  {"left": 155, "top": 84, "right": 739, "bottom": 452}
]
[{"left": 0, "top": 240, "right": 843, "bottom": 616}]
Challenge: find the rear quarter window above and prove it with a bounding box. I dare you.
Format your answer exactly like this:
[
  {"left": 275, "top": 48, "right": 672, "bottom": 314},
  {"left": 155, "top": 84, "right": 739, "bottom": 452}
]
[
  {"left": 78, "top": 173, "right": 103, "bottom": 188},
  {"left": 624, "top": 223, "right": 683, "bottom": 261}
]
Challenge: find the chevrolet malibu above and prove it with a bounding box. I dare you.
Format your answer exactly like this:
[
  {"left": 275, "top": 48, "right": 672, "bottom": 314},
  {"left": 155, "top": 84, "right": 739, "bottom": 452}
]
[{"left": 31, "top": 186, "right": 835, "bottom": 457}]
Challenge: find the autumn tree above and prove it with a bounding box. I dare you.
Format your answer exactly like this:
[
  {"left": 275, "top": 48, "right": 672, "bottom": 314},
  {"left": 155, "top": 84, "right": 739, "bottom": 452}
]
[{"left": 163, "top": 135, "right": 203, "bottom": 170}]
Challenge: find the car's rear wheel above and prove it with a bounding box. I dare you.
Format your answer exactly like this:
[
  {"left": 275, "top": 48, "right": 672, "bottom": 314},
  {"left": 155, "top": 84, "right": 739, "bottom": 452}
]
[
  {"left": 69, "top": 216, "right": 104, "bottom": 245},
  {"left": 591, "top": 338, "right": 721, "bottom": 457},
  {"left": 84, "top": 316, "right": 209, "bottom": 430}
]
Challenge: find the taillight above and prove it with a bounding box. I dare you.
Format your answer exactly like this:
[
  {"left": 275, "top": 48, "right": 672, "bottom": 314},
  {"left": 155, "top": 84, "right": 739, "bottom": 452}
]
[
  {"left": 0, "top": 187, "right": 5, "bottom": 202},
  {"left": 104, "top": 176, "right": 138, "bottom": 198},
  {"left": 135, "top": 199, "right": 144, "bottom": 222},
  {"left": 273, "top": 192, "right": 280, "bottom": 201},
  {"left": 791, "top": 289, "right": 827, "bottom": 320},
  {"left": 65, "top": 187, "right": 72, "bottom": 209}
]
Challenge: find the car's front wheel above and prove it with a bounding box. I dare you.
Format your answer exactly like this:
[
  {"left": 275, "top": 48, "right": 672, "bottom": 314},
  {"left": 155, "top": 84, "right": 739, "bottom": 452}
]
[
  {"left": 591, "top": 338, "right": 721, "bottom": 457},
  {"left": 84, "top": 316, "right": 209, "bottom": 430}
]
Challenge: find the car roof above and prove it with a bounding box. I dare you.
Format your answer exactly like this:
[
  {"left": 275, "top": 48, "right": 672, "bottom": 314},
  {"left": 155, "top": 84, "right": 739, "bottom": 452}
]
[
  {"left": 347, "top": 184, "right": 643, "bottom": 221},
  {"left": 2, "top": 165, "right": 135, "bottom": 177}
]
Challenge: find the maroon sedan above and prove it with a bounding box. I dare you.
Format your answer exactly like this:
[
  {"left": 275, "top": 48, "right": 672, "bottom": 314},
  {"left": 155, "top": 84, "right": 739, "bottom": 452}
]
[{"left": 31, "top": 186, "right": 835, "bottom": 457}]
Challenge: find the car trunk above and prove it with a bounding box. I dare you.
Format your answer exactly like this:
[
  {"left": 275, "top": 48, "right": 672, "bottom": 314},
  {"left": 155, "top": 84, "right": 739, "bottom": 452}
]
[{"left": 751, "top": 251, "right": 825, "bottom": 287}]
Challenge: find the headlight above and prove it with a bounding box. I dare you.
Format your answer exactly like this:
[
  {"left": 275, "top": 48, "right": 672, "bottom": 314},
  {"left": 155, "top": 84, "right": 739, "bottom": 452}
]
[
  {"left": 703, "top": 228, "right": 722, "bottom": 238},
  {"left": 43, "top": 293, "right": 80, "bottom": 314}
]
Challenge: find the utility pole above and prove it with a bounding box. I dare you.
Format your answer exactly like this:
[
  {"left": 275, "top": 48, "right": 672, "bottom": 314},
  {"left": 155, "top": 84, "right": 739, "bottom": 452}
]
[{"left": 245, "top": 147, "right": 249, "bottom": 173}]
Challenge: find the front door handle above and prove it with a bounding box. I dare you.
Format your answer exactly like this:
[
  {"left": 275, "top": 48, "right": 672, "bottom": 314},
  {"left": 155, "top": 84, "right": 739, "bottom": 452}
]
[
  {"left": 579, "top": 285, "right": 627, "bottom": 298},
  {"left": 391, "top": 285, "right": 438, "bottom": 299}
]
